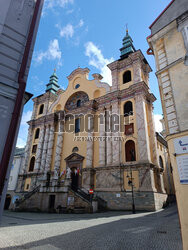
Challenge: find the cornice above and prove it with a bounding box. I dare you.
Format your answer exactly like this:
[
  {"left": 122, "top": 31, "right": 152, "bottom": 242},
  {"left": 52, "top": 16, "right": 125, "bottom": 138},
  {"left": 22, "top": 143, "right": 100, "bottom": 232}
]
[{"left": 67, "top": 67, "right": 90, "bottom": 81}]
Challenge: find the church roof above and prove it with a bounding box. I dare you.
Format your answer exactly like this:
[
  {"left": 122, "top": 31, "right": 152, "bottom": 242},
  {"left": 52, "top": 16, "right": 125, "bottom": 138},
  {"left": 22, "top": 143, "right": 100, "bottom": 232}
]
[
  {"left": 119, "top": 29, "right": 136, "bottom": 59},
  {"left": 149, "top": 0, "right": 188, "bottom": 36},
  {"left": 46, "top": 69, "right": 60, "bottom": 94}
]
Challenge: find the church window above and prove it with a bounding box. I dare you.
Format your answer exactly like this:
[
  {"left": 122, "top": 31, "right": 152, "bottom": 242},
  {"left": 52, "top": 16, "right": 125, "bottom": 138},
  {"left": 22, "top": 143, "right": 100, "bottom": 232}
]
[
  {"left": 77, "top": 99, "right": 81, "bottom": 107},
  {"left": 39, "top": 104, "right": 44, "bottom": 115},
  {"left": 75, "top": 118, "right": 80, "bottom": 133},
  {"left": 124, "top": 101, "right": 133, "bottom": 117},
  {"left": 159, "top": 156, "right": 164, "bottom": 171},
  {"left": 29, "top": 157, "right": 35, "bottom": 172},
  {"left": 125, "top": 123, "right": 134, "bottom": 135},
  {"left": 32, "top": 145, "right": 37, "bottom": 154},
  {"left": 72, "top": 147, "right": 79, "bottom": 153},
  {"left": 123, "top": 70, "right": 132, "bottom": 84},
  {"left": 125, "top": 140, "right": 136, "bottom": 162},
  {"left": 75, "top": 84, "right": 80, "bottom": 89},
  {"left": 35, "top": 128, "right": 40, "bottom": 139}
]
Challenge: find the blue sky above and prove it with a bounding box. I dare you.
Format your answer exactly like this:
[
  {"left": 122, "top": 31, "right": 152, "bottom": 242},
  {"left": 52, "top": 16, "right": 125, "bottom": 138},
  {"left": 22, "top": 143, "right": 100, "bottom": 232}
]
[{"left": 16, "top": 0, "right": 171, "bottom": 148}]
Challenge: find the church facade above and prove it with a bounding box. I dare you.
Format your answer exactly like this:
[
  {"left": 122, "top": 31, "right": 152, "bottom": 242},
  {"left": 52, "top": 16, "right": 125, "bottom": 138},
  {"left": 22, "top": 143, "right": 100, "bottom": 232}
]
[{"left": 16, "top": 31, "right": 174, "bottom": 212}]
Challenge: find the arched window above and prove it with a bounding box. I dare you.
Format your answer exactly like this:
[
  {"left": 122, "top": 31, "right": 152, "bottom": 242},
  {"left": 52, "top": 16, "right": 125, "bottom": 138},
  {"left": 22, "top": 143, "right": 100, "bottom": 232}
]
[
  {"left": 29, "top": 157, "right": 35, "bottom": 172},
  {"left": 77, "top": 100, "right": 81, "bottom": 107},
  {"left": 75, "top": 118, "right": 80, "bottom": 133},
  {"left": 72, "top": 147, "right": 79, "bottom": 153},
  {"left": 38, "top": 104, "right": 44, "bottom": 115},
  {"left": 123, "top": 70, "right": 132, "bottom": 84},
  {"left": 125, "top": 140, "right": 136, "bottom": 162},
  {"left": 124, "top": 101, "right": 133, "bottom": 117},
  {"left": 35, "top": 128, "right": 40, "bottom": 139},
  {"left": 159, "top": 156, "right": 164, "bottom": 171}
]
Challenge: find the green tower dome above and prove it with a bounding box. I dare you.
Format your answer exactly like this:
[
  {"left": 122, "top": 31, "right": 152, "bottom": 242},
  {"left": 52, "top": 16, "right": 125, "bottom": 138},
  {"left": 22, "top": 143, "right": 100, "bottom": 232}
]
[
  {"left": 46, "top": 69, "right": 60, "bottom": 94},
  {"left": 120, "top": 29, "right": 136, "bottom": 59}
]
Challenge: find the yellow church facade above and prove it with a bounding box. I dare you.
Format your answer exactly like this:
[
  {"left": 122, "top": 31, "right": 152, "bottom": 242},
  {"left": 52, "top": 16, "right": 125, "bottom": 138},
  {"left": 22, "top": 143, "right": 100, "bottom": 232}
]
[{"left": 16, "top": 31, "right": 174, "bottom": 212}]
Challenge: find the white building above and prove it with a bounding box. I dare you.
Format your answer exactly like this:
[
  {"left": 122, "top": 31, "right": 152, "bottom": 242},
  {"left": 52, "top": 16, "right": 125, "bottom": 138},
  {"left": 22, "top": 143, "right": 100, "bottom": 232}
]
[{"left": 4, "top": 148, "right": 25, "bottom": 210}]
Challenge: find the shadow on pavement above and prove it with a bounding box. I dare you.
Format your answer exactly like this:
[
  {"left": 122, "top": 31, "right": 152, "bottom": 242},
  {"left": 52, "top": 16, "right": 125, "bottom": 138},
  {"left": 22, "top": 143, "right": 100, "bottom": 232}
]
[{"left": 0, "top": 205, "right": 182, "bottom": 250}]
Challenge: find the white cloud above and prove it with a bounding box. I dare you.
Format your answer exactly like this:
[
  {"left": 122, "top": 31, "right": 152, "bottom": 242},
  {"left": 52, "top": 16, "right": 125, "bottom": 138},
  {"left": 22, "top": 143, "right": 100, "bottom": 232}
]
[
  {"left": 85, "top": 42, "right": 114, "bottom": 85},
  {"left": 58, "top": 20, "right": 84, "bottom": 40},
  {"left": 154, "top": 114, "right": 163, "bottom": 133},
  {"left": 45, "top": 0, "right": 74, "bottom": 9},
  {"left": 60, "top": 24, "right": 74, "bottom": 39},
  {"left": 78, "top": 19, "right": 84, "bottom": 28},
  {"left": 16, "top": 110, "right": 32, "bottom": 148},
  {"left": 21, "top": 111, "right": 32, "bottom": 126},
  {"left": 66, "top": 9, "right": 74, "bottom": 14},
  {"left": 35, "top": 39, "right": 62, "bottom": 66}
]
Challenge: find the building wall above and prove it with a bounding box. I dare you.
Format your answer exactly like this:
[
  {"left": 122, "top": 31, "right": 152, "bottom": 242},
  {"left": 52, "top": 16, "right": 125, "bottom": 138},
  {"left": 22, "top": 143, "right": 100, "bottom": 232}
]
[
  {"left": 148, "top": 4, "right": 188, "bottom": 249},
  {"left": 8, "top": 154, "right": 24, "bottom": 191}
]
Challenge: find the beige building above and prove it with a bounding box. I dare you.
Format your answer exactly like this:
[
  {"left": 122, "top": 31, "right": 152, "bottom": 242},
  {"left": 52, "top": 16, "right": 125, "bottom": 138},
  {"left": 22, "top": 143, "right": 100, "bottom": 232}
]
[
  {"left": 15, "top": 31, "right": 174, "bottom": 213},
  {"left": 147, "top": 0, "right": 188, "bottom": 249}
]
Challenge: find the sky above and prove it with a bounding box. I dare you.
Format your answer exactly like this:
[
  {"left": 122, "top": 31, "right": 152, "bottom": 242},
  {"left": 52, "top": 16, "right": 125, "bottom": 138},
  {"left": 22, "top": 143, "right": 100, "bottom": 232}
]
[{"left": 16, "top": 0, "right": 171, "bottom": 148}]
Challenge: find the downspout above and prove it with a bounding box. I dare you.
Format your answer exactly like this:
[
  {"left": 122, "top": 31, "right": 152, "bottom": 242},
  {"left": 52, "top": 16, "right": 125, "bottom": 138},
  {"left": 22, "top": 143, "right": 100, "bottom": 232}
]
[{"left": 0, "top": 0, "right": 42, "bottom": 196}]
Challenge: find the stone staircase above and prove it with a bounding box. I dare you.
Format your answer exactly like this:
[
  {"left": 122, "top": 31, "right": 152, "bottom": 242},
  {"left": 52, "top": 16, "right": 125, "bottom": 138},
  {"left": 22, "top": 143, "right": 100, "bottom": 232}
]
[
  {"left": 15, "top": 185, "right": 41, "bottom": 207},
  {"left": 68, "top": 185, "right": 107, "bottom": 213}
]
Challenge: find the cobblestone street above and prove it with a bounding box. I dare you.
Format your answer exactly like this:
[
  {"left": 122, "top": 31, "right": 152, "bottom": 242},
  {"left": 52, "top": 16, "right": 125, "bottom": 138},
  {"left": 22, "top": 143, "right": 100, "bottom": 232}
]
[{"left": 0, "top": 205, "right": 182, "bottom": 250}]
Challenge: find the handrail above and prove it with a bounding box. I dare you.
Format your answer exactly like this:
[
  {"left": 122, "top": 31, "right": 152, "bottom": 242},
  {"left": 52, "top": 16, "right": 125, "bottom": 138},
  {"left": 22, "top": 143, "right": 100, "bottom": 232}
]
[{"left": 16, "top": 185, "right": 41, "bottom": 206}]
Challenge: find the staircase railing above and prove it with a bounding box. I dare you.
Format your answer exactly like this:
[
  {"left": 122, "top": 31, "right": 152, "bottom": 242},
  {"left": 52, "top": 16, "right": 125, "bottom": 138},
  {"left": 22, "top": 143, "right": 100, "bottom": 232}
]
[
  {"left": 15, "top": 185, "right": 41, "bottom": 206},
  {"left": 69, "top": 185, "right": 91, "bottom": 203}
]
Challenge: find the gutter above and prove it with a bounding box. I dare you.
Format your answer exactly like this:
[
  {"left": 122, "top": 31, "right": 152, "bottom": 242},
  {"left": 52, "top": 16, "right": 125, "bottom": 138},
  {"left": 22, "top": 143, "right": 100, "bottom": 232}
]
[{"left": 0, "top": 0, "right": 42, "bottom": 196}]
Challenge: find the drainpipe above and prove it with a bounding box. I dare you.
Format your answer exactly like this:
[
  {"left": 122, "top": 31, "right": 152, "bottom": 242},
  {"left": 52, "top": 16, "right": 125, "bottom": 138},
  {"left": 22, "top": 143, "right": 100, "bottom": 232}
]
[{"left": 0, "top": 0, "right": 42, "bottom": 202}]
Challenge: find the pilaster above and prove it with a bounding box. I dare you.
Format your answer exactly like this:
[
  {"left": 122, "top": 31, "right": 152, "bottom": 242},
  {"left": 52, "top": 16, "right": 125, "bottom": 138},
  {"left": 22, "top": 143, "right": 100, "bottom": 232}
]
[
  {"left": 41, "top": 126, "right": 50, "bottom": 172},
  {"left": 106, "top": 106, "right": 112, "bottom": 165},
  {"left": 54, "top": 121, "right": 64, "bottom": 179},
  {"left": 45, "top": 124, "right": 55, "bottom": 172},
  {"left": 112, "top": 101, "right": 120, "bottom": 165},
  {"left": 99, "top": 109, "right": 106, "bottom": 166},
  {"left": 35, "top": 125, "right": 45, "bottom": 171},
  {"left": 135, "top": 95, "right": 151, "bottom": 162},
  {"left": 86, "top": 115, "right": 94, "bottom": 168}
]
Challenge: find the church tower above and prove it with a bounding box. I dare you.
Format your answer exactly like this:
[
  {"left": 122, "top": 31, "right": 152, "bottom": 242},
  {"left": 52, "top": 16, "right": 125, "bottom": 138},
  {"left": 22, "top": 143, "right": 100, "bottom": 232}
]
[{"left": 106, "top": 29, "right": 167, "bottom": 202}]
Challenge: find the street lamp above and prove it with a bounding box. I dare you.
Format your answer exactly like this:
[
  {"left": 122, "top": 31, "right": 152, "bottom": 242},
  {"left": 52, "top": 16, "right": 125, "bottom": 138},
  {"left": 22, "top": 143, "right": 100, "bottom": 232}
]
[{"left": 126, "top": 167, "right": 136, "bottom": 214}]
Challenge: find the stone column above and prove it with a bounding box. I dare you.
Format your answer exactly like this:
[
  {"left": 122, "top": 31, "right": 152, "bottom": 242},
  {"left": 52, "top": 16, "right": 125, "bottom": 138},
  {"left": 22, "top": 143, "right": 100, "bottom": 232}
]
[
  {"left": 112, "top": 101, "right": 120, "bottom": 165},
  {"left": 106, "top": 106, "right": 112, "bottom": 165},
  {"left": 31, "top": 103, "right": 37, "bottom": 120},
  {"left": 23, "top": 126, "right": 33, "bottom": 173},
  {"left": 35, "top": 125, "right": 45, "bottom": 171},
  {"left": 139, "top": 167, "right": 157, "bottom": 192},
  {"left": 135, "top": 95, "right": 151, "bottom": 162},
  {"left": 160, "top": 173, "right": 166, "bottom": 193},
  {"left": 111, "top": 69, "right": 119, "bottom": 92},
  {"left": 54, "top": 121, "right": 64, "bottom": 179},
  {"left": 133, "top": 61, "right": 142, "bottom": 83},
  {"left": 99, "top": 109, "right": 106, "bottom": 166},
  {"left": 86, "top": 114, "right": 94, "bottom": 168},
  {"left": 149, "top": 104, "right": 159, "bottom": 166},
  {"left": 45, "top": 124, "right": 55, "bottom": 172},
  {"left": 41, "top": 126, "right": 50, "bottom": 172}
]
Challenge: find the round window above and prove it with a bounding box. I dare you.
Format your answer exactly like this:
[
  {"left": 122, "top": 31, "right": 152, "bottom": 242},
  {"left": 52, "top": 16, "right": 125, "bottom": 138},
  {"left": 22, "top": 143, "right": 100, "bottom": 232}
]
[{"left": 75, "top": 84, "right": 80, "bottom": 89}]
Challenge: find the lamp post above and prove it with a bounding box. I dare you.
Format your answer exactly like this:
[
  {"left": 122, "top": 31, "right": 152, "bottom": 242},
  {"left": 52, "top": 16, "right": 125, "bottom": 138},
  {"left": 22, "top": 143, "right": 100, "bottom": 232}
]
[{"left": 127, "top": 167, "right": 136, "bottom": 214}]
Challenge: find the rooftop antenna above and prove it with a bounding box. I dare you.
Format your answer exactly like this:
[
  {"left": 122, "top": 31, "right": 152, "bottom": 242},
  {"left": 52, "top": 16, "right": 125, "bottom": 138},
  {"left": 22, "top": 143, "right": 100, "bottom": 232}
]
[{"left": 126, "top": 23, "right": 128, "bottom": 34}]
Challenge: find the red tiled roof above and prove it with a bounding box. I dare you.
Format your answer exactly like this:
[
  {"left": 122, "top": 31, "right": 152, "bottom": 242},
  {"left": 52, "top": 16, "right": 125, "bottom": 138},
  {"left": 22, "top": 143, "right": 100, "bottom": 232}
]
[{"left": 149, "top": 0, "right": 175, "bottom": 29}]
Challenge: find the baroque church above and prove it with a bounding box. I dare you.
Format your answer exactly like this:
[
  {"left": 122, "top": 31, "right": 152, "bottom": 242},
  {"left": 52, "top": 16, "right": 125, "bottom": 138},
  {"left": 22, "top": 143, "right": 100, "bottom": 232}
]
[{"left": 15, "top": 30, "right": 174, "bottom": 212}]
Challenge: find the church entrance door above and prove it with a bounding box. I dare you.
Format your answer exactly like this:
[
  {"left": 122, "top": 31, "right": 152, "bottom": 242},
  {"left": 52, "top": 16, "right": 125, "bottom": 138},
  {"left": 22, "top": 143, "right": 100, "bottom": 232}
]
[
  {"left": 65, "top": 153, "right": 85, "bottom": 191},
  {"left": 71, "top": 167, "right": 79, "bottom": 190}
]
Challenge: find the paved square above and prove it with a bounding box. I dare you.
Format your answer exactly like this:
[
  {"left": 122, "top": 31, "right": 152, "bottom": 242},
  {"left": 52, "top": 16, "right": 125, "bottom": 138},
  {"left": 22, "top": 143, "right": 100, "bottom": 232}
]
[{"left": 0, "top": 205, "right": 182, "bottom": 250}]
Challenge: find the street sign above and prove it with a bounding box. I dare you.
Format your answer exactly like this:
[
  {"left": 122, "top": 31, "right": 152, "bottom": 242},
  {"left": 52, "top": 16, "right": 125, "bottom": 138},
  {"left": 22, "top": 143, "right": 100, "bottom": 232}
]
[
  {"left": 176, "top": 155, "right": 188, "bottom": 184},
  {"left": 174, "top": 136, "right": 188, "bottom": 154},
  {"left": 89, "top": 189, "right": 94, "bottom": 194}
]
